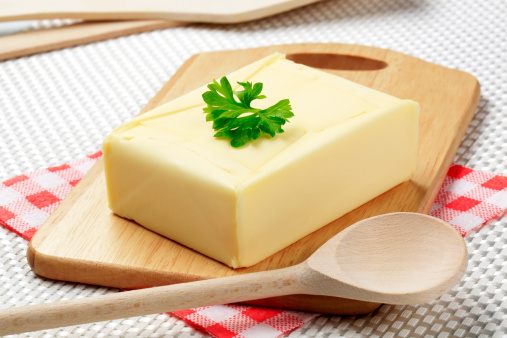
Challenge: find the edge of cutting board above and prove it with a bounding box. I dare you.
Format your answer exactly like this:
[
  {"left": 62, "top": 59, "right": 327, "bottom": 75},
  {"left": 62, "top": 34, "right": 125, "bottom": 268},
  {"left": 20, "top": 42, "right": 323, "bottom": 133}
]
[
  {"left": 27, "top": 43, "right": 480, "bottom": 315},
  {"left": 0, "top": 20, "right": 186, "bottom": 62},
  {"left": 0, "top": 0, "right": 323, "bottom": 24}
]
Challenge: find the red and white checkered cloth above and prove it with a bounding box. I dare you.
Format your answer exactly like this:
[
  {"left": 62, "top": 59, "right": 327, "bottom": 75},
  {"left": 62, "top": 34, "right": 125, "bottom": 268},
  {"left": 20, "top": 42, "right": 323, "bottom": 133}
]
[
  {"left": 429, "top": 165, "right": 507, "bottom": 236},
  {"left": 1, "top": 153, "right": 507, "bottom": 338},
  {"left": 0, "top": 151, "right": 102, "bottom": 240},
  {"left": 172, "top": 305, "right": 317, "bottom": 337}
]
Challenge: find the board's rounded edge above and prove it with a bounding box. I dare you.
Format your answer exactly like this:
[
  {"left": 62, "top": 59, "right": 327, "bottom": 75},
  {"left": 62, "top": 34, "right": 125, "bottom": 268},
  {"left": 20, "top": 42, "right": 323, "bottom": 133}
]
[
  {"left": 26, "top": 241, "right": 36, "bottom": 271},
  {"left": 25, "top": 243, "right": 207, "bottom": 289},
  {"left": 468, "top": 72, "right": 481, "bottom": 107}
]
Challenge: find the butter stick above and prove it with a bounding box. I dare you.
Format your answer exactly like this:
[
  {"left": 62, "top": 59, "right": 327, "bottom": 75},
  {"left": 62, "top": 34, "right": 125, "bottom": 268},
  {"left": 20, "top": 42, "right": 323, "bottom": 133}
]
[{"left": 103, "top": 53, "right": 419, "bottom": 268}]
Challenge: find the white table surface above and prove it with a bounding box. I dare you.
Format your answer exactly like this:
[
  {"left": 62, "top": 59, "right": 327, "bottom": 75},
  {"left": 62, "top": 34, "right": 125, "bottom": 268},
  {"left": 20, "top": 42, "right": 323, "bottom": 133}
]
[{"left": 1, "top": 0, "right": 506, "bottom": 336}]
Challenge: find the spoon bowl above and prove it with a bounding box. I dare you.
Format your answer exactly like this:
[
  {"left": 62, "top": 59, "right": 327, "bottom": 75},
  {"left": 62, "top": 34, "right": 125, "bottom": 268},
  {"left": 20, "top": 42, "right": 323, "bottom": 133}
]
[
  {"left": 305, "top": 212, "right": 468, "bottom": 304},
  {"left": 0, "top": 212, "right": 468, "bottom": 335}
]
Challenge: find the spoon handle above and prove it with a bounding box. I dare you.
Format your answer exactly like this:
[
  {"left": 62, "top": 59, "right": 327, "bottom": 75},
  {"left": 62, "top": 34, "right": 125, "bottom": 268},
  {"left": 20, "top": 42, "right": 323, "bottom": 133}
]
[{"left": 0, "top": 265, "right": 303, "bottom": 336}]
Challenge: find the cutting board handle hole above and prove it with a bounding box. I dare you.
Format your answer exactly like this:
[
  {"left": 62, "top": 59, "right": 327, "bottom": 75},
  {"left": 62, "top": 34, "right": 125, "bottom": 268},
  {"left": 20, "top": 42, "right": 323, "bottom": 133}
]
[{"left": 286, "top": 53, "right": 388, "bottom": 71}]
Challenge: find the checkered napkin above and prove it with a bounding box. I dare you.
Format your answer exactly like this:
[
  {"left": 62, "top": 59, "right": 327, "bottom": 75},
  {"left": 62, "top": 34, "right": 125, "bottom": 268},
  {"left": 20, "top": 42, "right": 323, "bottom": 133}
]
[
  {"left": 0, "top": 151, "right": 102, "bottom": 240},
  {"left": 1, "top": 154, "right": 507, "bottom": 338},
  {"left": 172, "top": 305, "right": 318, "bottom": 337},
  {"left": 429, "top": 165, "right": 507, "bottom": 235}
]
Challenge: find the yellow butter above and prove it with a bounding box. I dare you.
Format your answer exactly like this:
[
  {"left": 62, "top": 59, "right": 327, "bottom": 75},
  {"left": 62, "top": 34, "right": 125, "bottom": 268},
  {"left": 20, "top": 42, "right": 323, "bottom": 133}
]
[{"left": 103, "top": 53, "right": 419, "bottom": 268}]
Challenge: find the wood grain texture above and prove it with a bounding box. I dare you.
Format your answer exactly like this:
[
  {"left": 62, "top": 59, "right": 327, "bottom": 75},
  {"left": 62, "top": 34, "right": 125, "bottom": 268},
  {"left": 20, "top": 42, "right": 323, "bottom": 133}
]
[
  {"left": 2, "top": 213, "right": 467, "bottom": 335},
  {"left": 0, "top": 20, "right": 185, "bottom": 62},
  {"left": 27, "top": 43, "right": 480, "bottom": 315},
  {"left": 0, "top": 266, "right": 303, "bottom": 335},
  {"left": 0, "top": 0, "right": 322, "bottom": 24}
]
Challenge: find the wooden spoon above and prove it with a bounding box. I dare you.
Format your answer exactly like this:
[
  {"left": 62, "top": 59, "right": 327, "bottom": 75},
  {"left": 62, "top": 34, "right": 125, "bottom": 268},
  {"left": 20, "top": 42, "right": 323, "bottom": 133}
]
[{"left": 0, "top": 212, "right": 467, "bottom": 335}]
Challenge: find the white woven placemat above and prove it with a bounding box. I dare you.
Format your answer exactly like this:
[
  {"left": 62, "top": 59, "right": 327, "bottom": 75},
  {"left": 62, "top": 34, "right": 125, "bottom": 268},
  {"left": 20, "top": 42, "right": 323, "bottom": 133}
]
[{"left": 1, "top": 0, "right": 506, "bottom": 336}]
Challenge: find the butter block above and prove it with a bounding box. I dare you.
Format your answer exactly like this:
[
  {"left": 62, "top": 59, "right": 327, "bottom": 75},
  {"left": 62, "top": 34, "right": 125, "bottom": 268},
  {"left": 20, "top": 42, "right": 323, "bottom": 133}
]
[{"left": 103, "top": 53, "right": 419, "bottom": 268}]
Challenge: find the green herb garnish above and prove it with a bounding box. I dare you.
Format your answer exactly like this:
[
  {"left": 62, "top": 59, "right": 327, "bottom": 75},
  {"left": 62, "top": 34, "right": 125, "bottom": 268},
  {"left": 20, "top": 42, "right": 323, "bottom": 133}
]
[{"left": 202, "top": 76, "right": 294, "bottom": 148}]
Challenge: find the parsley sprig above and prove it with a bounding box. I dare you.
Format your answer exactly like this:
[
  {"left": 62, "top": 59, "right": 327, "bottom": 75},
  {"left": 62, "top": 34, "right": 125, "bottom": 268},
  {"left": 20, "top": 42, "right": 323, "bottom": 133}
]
[{"left": 202, "top": 76, "right": 294, "bottom": 148}]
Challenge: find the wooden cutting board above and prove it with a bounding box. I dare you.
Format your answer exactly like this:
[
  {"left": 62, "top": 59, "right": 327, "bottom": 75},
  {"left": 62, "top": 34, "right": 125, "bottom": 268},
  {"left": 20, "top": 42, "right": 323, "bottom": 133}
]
[
  {"left": 27, "top": 43, "right": 480, "bottom": 315},
  {"left": 0, "top": 20, "right": 186, "bottom": 62},
  {"left": 0, "top": 0, "right": 322, "bottom": 24},
  {"left": 0, "top": 0, "right": 322, "bottom": 61}
]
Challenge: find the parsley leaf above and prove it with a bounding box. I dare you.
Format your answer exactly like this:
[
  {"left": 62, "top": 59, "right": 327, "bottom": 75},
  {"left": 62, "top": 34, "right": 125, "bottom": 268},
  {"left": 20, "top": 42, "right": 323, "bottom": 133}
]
[{"left": 202, "top": 76, "right": 294, "bottom": 148}]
